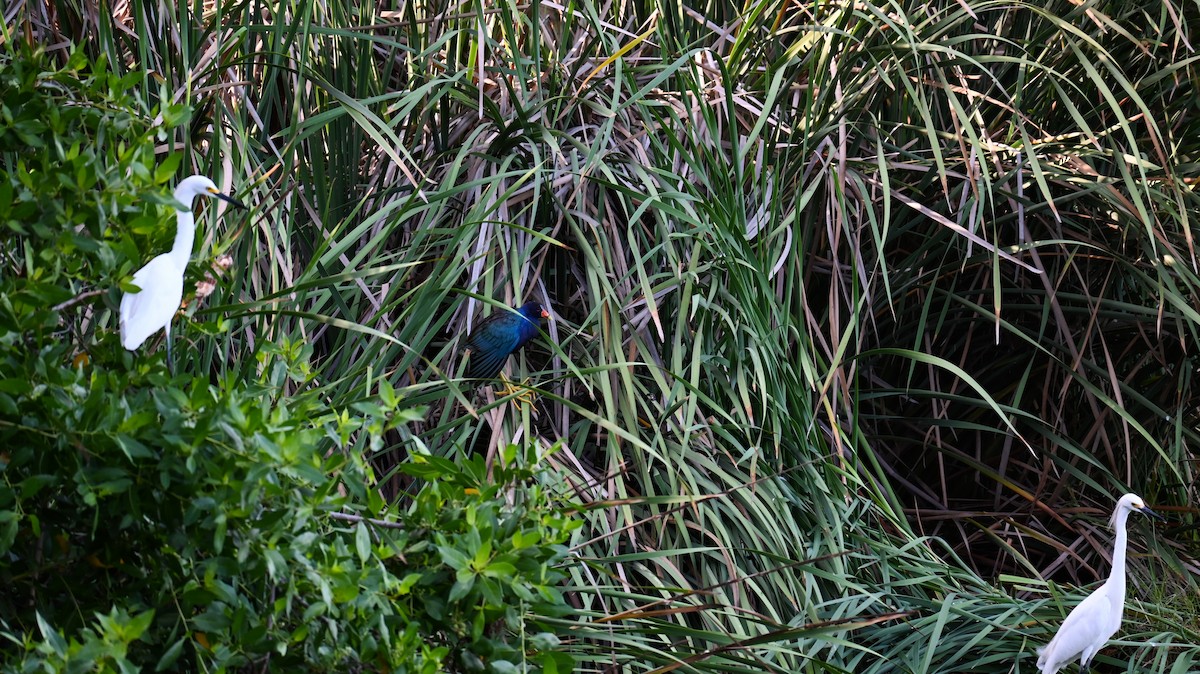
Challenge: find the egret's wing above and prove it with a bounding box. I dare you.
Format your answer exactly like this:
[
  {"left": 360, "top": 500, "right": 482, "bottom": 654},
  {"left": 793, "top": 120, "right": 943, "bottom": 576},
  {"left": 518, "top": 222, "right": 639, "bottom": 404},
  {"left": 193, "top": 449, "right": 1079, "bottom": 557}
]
[
  {"left": 120, "top": 255, "right": 184, "bottom": 350},
  {"left": 1038, "top": 584, "right": 1115, "bottom": 672}
]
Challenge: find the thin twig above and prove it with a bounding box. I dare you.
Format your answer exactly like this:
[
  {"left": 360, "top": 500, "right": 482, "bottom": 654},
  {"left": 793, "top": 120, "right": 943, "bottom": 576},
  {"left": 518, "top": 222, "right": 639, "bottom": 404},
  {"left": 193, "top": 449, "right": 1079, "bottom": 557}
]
[
  {"left": 52, "top": 289, "right": 105, "bottom": 312},
  {"left": 329, "top": 511, "right": 405, "bottom": 529}
]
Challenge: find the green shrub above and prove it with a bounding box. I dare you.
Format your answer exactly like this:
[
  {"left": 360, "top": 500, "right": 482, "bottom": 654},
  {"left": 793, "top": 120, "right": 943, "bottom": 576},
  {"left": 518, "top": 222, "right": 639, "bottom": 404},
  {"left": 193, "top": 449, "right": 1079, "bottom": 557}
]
[{"left": 0, "top": 46, "right": 576, "bottom": 673}]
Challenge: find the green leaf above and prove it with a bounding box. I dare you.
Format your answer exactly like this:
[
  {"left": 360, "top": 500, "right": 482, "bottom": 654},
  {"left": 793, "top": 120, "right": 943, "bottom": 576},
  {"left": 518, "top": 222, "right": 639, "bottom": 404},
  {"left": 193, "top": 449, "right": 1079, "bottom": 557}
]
[
  {"left": 154, "top": 152, "right": 183, "bottom": 181},
  {"left": 115, "top": 433, "right": 154, "bottom": 461},
  {"left": 511, "top": 530, "right": 540, "bottom": 550},
  {"left": 481, "top": 562, "right": 516, "bottom": 579},
  {"left": 126, "top": 608, "right": 155, "bottom": 640},
  {"left": 447, "top": 576, "right": 474, "bottom": 603},
  {"left": 35, "top": 613, "right": 66, "bottom": 656},
  {"left": 192, "top": 610, "right": 230, "bottom": 632},
  {"left": 155, "top": 637, "right": 186, "bottom": 671},
  {"left": 438, "top": 545, "right": 470, "bottom": 571},
  {"left": 529, "top": 632, "right": 561, "bottom": 651},
  {"left": 302, "top": 602, "right": 327, "bottom": 622},
  {"left": 354, "top": 522, "right": 370, "bottom": 562}
]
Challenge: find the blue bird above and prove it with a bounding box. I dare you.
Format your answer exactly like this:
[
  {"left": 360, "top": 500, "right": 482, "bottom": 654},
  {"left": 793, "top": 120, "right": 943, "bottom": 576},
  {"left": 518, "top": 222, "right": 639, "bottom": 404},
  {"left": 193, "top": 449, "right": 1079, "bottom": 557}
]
[{"left": 463, "top": 301, "right": 549, "bottom": 381}]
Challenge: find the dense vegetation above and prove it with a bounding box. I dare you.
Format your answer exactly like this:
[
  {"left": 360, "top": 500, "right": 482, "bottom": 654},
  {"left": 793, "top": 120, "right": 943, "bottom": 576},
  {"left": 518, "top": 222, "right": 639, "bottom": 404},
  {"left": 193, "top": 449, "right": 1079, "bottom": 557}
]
[{"left": 2, "top": 0, "right": 1199, "bottom": 672}]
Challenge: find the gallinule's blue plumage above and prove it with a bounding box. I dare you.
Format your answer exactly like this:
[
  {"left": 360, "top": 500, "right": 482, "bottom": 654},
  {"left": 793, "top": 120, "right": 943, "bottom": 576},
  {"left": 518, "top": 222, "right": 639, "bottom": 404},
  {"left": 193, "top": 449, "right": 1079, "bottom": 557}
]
[{"left": 463, "top": 301, "right": 548, "bottom": 380}]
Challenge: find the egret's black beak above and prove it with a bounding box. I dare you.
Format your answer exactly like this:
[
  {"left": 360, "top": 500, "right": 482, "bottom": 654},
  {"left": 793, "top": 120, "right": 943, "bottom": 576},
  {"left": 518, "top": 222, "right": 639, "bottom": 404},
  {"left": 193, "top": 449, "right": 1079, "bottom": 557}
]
[
  {"left": 208, "top": 187, "right": 246, "bottom": 209},
  {"left": 1139, "top": 505, "right": 1167, "bottom": 521}
]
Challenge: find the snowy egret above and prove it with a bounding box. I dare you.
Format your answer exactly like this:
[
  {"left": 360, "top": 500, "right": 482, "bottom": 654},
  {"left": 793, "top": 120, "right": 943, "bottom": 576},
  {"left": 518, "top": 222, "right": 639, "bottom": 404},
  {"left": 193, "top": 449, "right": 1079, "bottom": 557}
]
[
  {"left": 120, "top": 175, "right": 244, "bottom": 370},
  {"left": 1037, "top": 493, "right": 1165, "bottom": 674}
]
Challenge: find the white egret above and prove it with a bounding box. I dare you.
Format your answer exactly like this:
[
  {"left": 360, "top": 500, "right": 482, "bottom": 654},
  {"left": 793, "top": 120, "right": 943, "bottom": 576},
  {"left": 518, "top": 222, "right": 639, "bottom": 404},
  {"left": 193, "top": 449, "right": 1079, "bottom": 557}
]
[
  {"left": 120, "top": 175, "right": 244, "bottom": 370},
  {"left": 1037, "top": 493, "right": 1165, "bottom": 674}
]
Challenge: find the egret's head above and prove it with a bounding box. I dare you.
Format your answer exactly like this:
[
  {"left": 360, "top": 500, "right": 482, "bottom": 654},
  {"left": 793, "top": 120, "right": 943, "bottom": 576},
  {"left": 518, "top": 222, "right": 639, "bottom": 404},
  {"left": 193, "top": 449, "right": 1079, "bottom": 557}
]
[
  {"left": 1112, "top": 492, "right": 1165, "bottom": 527},
  {"left": 174, "top": 175, "right": 245, "bottom": 209}
]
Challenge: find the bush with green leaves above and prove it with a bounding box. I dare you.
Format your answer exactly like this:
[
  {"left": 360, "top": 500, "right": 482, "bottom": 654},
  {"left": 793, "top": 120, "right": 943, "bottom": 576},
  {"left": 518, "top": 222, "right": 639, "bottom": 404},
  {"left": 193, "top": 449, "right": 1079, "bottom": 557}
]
[
  {"left": 0, "top": 47, "right": 577, "bottom": 673},
  {"left": 8, "top": 0, "right": 1200, "bottom": 670}
]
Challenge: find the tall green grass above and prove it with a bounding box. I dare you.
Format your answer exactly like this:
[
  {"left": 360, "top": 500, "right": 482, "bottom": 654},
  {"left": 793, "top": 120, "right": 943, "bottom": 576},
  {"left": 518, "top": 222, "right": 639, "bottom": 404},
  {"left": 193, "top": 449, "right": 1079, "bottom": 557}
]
[{"left": 12, "top": 0, "right": 1200, "bottom": 670}]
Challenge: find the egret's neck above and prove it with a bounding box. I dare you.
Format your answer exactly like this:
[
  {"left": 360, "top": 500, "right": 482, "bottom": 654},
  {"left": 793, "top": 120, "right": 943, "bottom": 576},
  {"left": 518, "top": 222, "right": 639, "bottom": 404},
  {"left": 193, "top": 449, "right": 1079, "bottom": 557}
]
[
  {"left": 170, "top": 192, "right": 197, "bottom": 269},
  {"left": 1109, "top": 507, "right": 1131, "bottom": 594}
]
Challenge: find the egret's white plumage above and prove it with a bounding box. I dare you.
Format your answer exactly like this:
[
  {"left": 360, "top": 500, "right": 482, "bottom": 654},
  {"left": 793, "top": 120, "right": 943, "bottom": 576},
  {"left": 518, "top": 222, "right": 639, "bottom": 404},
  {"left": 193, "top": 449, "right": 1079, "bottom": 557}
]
[
  {"left": 1037, "top": 493, "right": 1164, "bottom": 674},
  {"left": 120, "top": 175, "right": 243, "bottom": 367}
]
